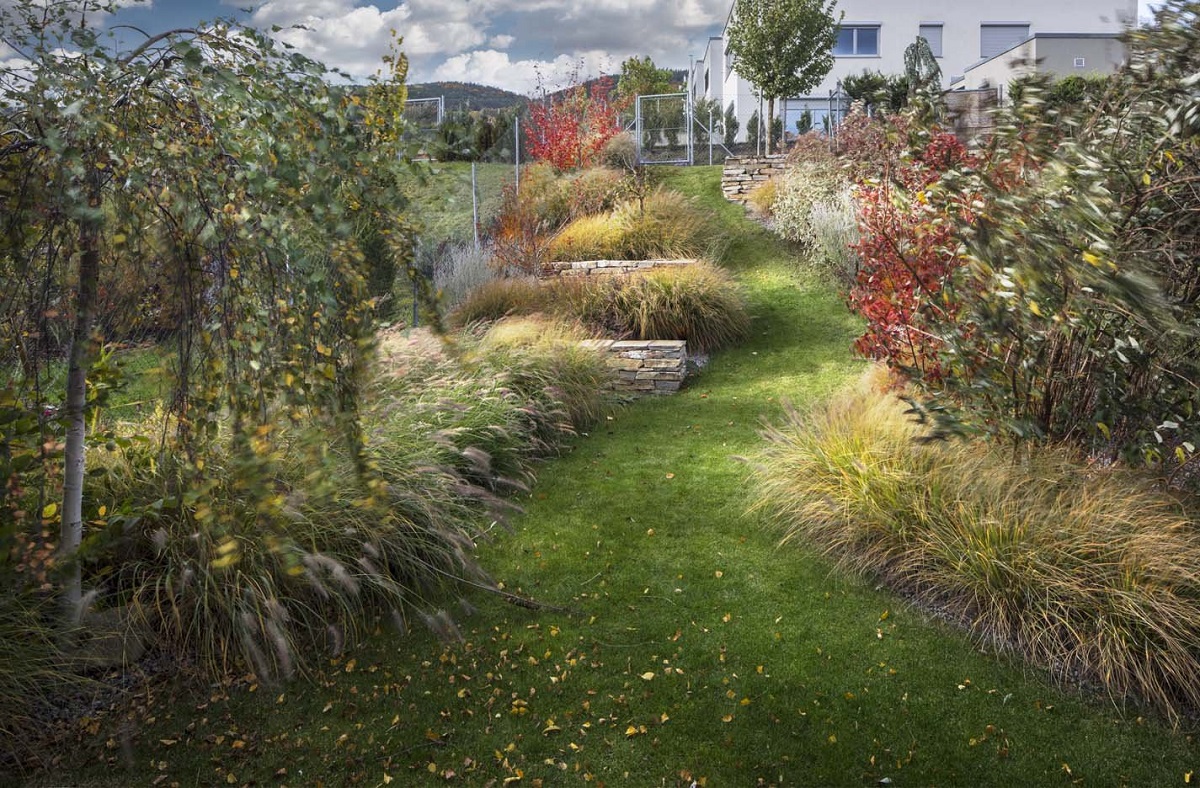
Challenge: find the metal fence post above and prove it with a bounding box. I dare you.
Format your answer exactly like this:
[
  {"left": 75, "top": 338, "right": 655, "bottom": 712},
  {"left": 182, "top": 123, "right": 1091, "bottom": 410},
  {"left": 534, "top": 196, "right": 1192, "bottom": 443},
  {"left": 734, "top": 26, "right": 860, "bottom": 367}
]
[
  {"left": 709, "top": 108, "right": 714, "bottom": 165},
  {"left": 471, "top": 161, "right": 480, "bottom": 251}
]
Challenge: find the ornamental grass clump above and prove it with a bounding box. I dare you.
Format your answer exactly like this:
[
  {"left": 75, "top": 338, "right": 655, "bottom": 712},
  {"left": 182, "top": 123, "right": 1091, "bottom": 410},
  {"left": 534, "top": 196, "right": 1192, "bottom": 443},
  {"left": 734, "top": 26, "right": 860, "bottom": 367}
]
[
  {"left": 548, "top": 187, "right": 728, "bottom": 263},
  {"left": 75, "top": 321, "right": 610, "bottom": 682},
  {"left": 545, "top": 214, "right": 626, "bottom": 262},
  {"left": 0, "top": 593, "right": 76, "bottom": 758},
  {"left": 94, "top": 400, "right": 501, "bottom": 682},
  {"left": 604, "top": 263, "right": 750, "bottom": 353},
  {"left": 469, "top": 316, "right": 611, "bottom": 435},
  {"left": 615, "top": 187, "right": 728, "bottom": 261},
  {"left": 431, "top": 242, "right": 502, "bottom": 311},
  {"left": 808, "top": 188, "right": 860, "bottom": 288},
  {"left": 745, "top": 179, "right": 778, "bottom": 217},
  {"left": 446, "top": 276, "right": 544, "bottom": 328},
  {"left": 450, "top": 262, "right": 748, "bottom": 355},
  {"left": 751, "top": 374, "right": 1200, "bottom": 722}
]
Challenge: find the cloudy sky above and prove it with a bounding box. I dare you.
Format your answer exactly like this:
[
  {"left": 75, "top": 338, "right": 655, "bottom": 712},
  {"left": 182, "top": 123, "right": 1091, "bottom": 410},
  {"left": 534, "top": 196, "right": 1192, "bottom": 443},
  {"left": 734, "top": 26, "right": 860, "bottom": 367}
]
[
  {"left": 98, "top": 0, "right": 731, "bottom": 94},
  {"left": 96, "top": 0, "right": 1159, "bottom": 95}
]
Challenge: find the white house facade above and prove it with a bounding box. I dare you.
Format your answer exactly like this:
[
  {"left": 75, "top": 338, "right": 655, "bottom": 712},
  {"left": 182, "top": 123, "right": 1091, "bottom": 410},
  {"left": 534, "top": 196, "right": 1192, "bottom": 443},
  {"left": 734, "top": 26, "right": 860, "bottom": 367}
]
[{"left": 691, "top": 0, "right": 1137, "bottom": 140}]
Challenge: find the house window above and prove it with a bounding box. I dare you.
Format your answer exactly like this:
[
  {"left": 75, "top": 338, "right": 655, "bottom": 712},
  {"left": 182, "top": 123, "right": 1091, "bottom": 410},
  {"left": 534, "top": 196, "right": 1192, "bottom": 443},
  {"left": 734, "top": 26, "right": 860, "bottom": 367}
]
[
  {"left": 919, "top": 24, "right": 943, "bottom": 57},
  {"left": 704, "top": 68, "right": 710, "bottom": 93},
  {"left": 834, "top": 26, "right": 880, "bottom": 57},
  {"left": 980, "top": 23, "right": 1030, "bottom": 58}
]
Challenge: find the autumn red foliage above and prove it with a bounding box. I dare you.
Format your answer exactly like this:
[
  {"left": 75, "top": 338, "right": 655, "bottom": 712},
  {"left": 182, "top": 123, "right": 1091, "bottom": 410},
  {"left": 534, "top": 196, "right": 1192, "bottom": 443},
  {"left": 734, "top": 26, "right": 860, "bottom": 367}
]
[
  {"left": 525, "top": 76, "right": 626, "bottom": 171},
  {"left": 846, "top": 126, "right": 975, "bottom": 379}
]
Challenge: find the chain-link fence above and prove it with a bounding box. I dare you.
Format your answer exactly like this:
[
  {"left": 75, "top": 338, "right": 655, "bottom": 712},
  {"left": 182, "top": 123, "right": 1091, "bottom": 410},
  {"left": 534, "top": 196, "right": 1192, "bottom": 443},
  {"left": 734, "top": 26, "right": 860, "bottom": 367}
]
[{"left": 635, "top": 92, "right": 691, "bottom": 165}]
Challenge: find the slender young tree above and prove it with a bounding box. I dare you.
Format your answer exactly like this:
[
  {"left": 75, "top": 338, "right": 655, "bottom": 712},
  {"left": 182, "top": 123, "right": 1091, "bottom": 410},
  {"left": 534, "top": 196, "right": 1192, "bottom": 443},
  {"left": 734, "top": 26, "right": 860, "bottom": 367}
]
[
  {"left": 726, "top": 0, "right": 841, "bottom": 154},
  {"left": 0, "top": 0, "right": 415, "bottom": 625}
]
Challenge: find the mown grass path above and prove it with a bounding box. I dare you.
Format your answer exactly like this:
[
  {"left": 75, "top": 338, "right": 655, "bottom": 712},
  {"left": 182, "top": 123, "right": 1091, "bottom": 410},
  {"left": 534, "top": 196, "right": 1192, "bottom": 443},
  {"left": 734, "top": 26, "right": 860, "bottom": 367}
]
[{"left": 41, "top": 166, "right": 1196, "bottom": 787}]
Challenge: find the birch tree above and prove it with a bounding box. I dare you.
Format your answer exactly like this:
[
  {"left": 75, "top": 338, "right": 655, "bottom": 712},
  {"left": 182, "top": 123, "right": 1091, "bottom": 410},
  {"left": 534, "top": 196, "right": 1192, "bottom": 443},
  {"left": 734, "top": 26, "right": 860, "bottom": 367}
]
[{"left": 0, "top": 0, "right": 413, "bottom": 623}]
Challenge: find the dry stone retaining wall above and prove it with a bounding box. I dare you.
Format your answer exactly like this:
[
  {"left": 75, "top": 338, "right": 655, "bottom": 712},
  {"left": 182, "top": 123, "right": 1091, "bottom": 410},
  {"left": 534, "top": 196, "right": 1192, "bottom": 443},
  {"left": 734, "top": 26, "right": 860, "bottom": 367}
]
[
  {"left": 722, "top": 155, "right": 788, "bottom": 203},
  {"left": 542, "top": 260, "right": 691, "bottom": 395},
  {"left": 581, "top": 339, "right": 687, "bottom": 396},
  {"left": 541, "top": 259, "right": 697, "bottom": 277}
]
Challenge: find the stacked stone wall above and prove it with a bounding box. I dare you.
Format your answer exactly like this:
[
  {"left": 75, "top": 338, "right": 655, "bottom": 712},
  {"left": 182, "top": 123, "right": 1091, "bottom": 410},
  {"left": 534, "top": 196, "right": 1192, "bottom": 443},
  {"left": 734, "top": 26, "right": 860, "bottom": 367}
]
[
  {"left": 541, "top": 259, "right": 697, "bottom": 277},
  {"left": 722, "top": 156, "right": 788, "bottom": 202},
  {"left": 581, "top": 339, "right": 687, "bottom": 396}
]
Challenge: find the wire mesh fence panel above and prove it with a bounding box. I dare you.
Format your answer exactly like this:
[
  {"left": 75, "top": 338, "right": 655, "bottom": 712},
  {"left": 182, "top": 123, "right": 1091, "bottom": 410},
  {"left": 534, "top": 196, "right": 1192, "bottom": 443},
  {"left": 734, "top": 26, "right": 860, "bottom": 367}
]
[
  {"left": 402, "top": 97, "right": 444, "bottom": 153},
  {"left": 635, "top": 93, "right": 691, "bottom": 165},
  {"left": 690, "top": 99, "right": 736, "bottom": 165}
]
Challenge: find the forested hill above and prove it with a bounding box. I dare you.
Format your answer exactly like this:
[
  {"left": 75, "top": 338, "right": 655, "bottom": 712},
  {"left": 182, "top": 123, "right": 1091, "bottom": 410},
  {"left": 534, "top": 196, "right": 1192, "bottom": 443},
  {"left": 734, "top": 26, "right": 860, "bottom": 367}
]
[
  {"left": 407, "top": 81, "right": 526, "bottom": 111},
  {"left": 408, "top": 68, "right": 688, "bottom": 112}
]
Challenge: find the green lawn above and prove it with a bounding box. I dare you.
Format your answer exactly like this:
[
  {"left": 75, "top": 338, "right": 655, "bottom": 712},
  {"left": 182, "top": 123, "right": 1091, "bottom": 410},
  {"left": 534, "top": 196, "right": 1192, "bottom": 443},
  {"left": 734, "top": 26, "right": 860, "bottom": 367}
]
[{"left": 34, "top": 165, "right": 1199, "bottom": 788}]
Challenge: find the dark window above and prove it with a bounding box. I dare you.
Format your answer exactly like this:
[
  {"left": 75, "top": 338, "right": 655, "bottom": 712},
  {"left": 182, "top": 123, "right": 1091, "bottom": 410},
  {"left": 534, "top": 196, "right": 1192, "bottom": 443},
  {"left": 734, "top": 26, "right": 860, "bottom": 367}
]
[{"left": 834, "top": 26, "right": 881, "bottom": 56}]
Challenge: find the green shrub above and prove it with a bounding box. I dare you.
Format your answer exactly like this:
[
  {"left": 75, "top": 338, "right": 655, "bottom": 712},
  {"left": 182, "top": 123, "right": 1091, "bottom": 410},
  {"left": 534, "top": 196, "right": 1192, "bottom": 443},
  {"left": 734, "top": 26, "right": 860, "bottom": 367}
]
[
  {"left": 446, "top": 277, "right": 544, "bottom": 328},
  {"left": 751, "top": 375, "right": 1200, "bottom": 722},
  {"left": 565, "top": 167, "right": 625, "bottom": 218},
  {"left": 772, "top": 160, "right": 845, "bottom": 250},
  {"left": 600, "top": 132, "right": 636, "bottom": 170}
]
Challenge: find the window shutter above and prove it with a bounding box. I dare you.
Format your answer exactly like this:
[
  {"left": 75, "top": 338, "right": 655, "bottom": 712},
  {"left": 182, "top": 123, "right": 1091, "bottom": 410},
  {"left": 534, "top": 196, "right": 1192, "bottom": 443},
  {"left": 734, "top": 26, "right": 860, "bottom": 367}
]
[
  {"left": 980, "top": 24, "right": 1030, "bottom": 58},
  {"left": 919, "top": 24, "right": 943, "bottom": 58}
]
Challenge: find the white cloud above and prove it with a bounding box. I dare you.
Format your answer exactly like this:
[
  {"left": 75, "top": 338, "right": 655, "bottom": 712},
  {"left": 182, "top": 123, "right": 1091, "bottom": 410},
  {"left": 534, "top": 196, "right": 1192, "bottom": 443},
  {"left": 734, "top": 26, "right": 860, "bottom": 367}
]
[
  {"left": 236, "top": 0, "right": 492, "bottom": 78},
  {"left": 219, "top": 0, "right": 726, "bottom": 87},
  {"left": 432, "top": 48, "right": 618, "bottom": 95}
]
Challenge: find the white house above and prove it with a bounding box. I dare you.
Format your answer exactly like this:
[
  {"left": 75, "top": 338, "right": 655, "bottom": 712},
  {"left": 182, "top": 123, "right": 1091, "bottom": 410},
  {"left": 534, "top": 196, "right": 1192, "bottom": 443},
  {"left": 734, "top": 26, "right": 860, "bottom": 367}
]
[{"left": 691, "top": 0, "right": 1137, "bottom": 140}]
